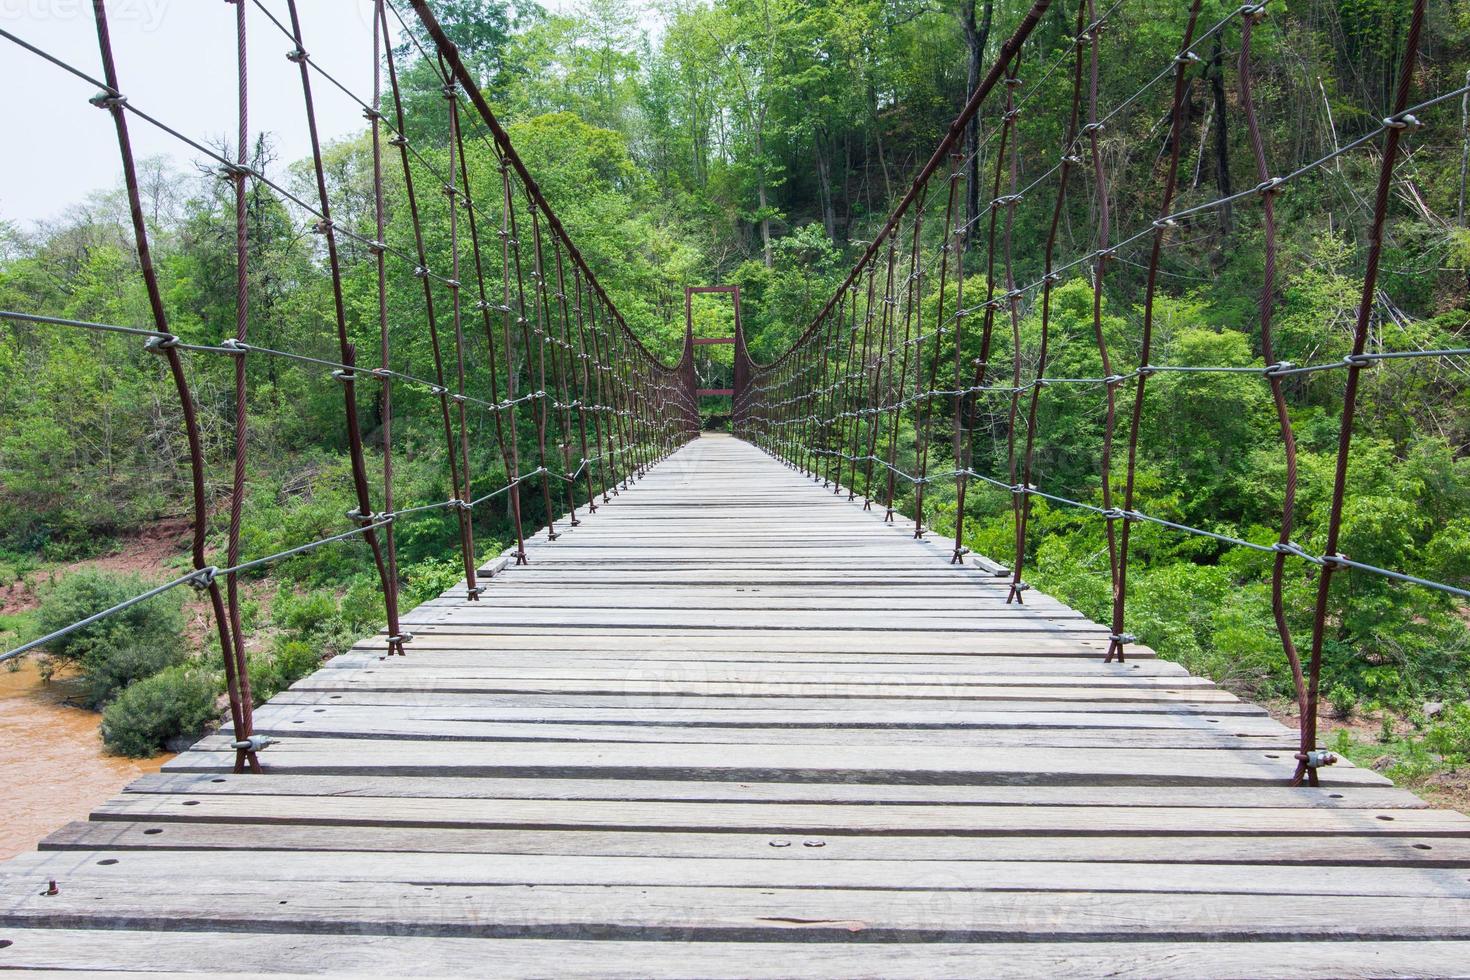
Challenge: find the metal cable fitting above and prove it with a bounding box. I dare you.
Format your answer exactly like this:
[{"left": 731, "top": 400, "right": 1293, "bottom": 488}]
[
  {"left": 188, "top": 566, "right": 219, "bottom": 590},
  {"left": 232, "top": 734, "right": 276, "bottom": 752},
  {"left": 1297, "top": 749, "right": 1338, "bottom": 769}
]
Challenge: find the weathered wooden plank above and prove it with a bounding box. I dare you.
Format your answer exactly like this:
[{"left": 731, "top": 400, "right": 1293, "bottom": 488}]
[
  {"left": 6, "top": 931, "right": 1470, "bottom": 979},
  {"left": 268, "top": 690, "right": 1267, "bottom": 714},
  {"left": 120, "top": 773, "right": 1427, "bottom": 808},
  {"left": 87, "top": 795, "right": 1453, "bottom": 834},
  {"left": 41, "top": 822, "right": 1470, "bottom": 866},
  {"left": 5, "top": 876, "right": 1470, "bottom": 941},
  {"left": 11, "top": 850, "right": 1470, "bottom": 897},
  {"left": 247, "top": 703, "right": 1290, "bottom": 733},
  {"left": 236, "top": 718, "right": 1294, "bottom": 750},
  {"left": 161, "top": 736, "right": 1392, "bottom": 784}
]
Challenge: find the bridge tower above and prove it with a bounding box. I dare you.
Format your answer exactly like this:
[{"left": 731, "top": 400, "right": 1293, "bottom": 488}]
[{"left": 682, "top": 284, "right": 751, "bottom": 429}]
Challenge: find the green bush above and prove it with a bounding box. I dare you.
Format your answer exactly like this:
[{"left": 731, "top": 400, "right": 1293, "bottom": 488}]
[
  {"left": 82, "top": 643, "right": 187, "bottom": 708},
  {"left": 100, "top": 663, "right": 221, "bottom": 757},
  {"left": 247, "top": 638, "right": 322, "bottom": 703},
  {"left": 1328, "top": 683, "right": 1360, "bottom": 721},
  {"left": 33, "top": 570, "right": 186, "bottom": 706},
  {"left": 1424, "top": 703, "right": 1470, "bottom": 767}
]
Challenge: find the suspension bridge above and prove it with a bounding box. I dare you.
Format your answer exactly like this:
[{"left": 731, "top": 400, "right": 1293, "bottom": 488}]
[{"left": 3, "top": 0, "right": 1470, "bottom": 974}]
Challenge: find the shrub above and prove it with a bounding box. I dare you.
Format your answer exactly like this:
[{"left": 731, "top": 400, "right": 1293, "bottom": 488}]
[
  {"left": 33, "top": 570, "right": 186, "bottom": 706},
  {"left": 247, "top": 638, "right": 321, "bottom": 703},
  {"left": 100, "top": 663, "right": 221, "bottom": 757},
  {"left": 401, "top": 556, "right": 468, "bottom": 608},
  {"left": 1424, "top": 703, "right": 1470, "bottom": 767},
  {"left": 82, "top": 643, "right": 187, "bottom": 708},
  {"left": 1328, "top": 683, "right": 1360, "bottom": 721}
]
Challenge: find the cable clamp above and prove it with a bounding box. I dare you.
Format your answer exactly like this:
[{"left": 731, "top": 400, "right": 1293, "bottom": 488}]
[
  {"left": 143, "top": 334, "right": 180, "bottom": 354},
  {"left": 1102, "top": 507, "right": 1126, "bottom": 520},
  {"left": 1254, "top": 176, "right": 1285, "bottom": 196},
  {"left": 1174, "top": 50, "right": 1202, "bottom": 65},
  {"left": 1004, "top": 76, "right": 1024, "bottom": 88},
  {"left": 188, "top": 566, "right": 219, "bottom": 590},
  {"left": 1109, "top": 632, "right": 1137, "bottom": 645},
  {"left": 219, "top": 338, "right": 248, "bottom": 353},
  {"left": 1153, "top": 217, "right": 1179, "bottom": 230},
  {"left": 216, "top": 161, "right": 253, "bottom": 180},
  {"left": 447, "top": 498, "right": 473, "bottom": 512},
  {"left": 1343, "top": 352, "right": 1375, "bottom": 368},
  {"left": 1262, "top": 360, "right": 1295, "bottom": 377},
  {"left": 1013, "top": 581, "right": 1032, "bottom": 593},
  {"left": 1322, "top": 552, "right": 1352, "bottom": 569},
  {"left": 286, "top": 47, "right": 307, "bottom": 63},
  {"left": 231, "top": 733, "right": 276, "bottom": 752},
  {"left": 450, "top": 393, "right": 467, "bottom": 404},
  {"left": 1097, "top": 247, "right": 1118, "bottom": 263},
  {"left": 312, "top": 219, "right": 332, "bottom": 235},
  {"left": 362, "top": 106, "right": 384, "bottom": 122},
  {"left": 1297, "top": 749, "right": 1338, "bottom": 769},
  {"left": 89, "top": 90, "right": 127, "bottom": 109},
  {"left": 1240, "top": 3, "right": 1269, "bottom": 21},
  {"left": 1009, "top": 483, "right": 1030, "bottom": 496},
  {"left": 365, "top": 240, "right": 387, "bottom": 255},
  {"left": 1075, "top": 31, "right": 1093, "bottom": 46},
  {"left": 1270, "top": 541, "right": 1318, "bottom": 563},
  {"left": 387, "top": 631, "right": 414, "bottom": 645},
  {"left": 389, "top": 134, "right": 409, "bottom": 148},
  {"left": 1003, "top": 109, "right": 1021, "bottom": 123},
  {"left": 413, "top": 265, "right": 430, "bottom": 279},
  {"left": 442, "top": 82, "right": 459, "bottom": 100},
  {"left": 427, "top": 384, "right": 448, "bottom": 397},
  {"left": 445, "top": 278, "right": 462, "bottom": 290},
  {"left": 993, "top": 193, "right": 1024, "bottom": 206},
  {"left": 1043, "top": 272, "right": 1063, "bottom": 285},
  {"left": 1383, "top": 113, "right": 1422, "bottom": 132},
  {"left": 332, "top": 368, "right": 357, "bottom": 384},
  {"left": 1081, "top": 122, "right": 1105, "bottom": 135}
]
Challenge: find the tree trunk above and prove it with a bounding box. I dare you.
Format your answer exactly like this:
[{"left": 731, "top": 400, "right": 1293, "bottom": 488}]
[
  {"left": 815, "top": 130, "right": 837, "bottom": 241},
  {"left": 756, "top": 129, "right": 773, "bottom": 268},
  {"left": 961, "top": 0, "right": 994, "bottom": 234},
  {"left": 1210, "top": 35, "right": 1232, "bottom": 237}
]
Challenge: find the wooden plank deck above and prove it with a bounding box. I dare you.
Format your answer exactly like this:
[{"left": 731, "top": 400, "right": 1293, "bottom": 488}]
[{"left": 3, "top": 433, "right": 1469, "bottom": 977}]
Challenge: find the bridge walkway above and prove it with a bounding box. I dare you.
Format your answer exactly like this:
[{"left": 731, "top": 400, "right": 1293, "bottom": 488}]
[{"left": 3, "top": 434, "right": 1470, "bottom": 976}]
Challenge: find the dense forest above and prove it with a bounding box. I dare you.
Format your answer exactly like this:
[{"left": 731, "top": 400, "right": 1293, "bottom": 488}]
[{"left": 1, "top": 0, "right": 1469, "bottom": 793}]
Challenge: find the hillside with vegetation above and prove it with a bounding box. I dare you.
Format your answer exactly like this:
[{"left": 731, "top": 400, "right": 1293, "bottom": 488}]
[{"left": 1, "top": 0, "right": 1468, "bottom": 800}]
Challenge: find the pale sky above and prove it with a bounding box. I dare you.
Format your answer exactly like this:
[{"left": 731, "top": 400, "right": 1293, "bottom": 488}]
[{"left": 0, "top": 0, "right": 630, "bottom": 228}]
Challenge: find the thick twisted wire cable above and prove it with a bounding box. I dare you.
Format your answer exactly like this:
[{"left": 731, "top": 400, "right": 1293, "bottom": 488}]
[
  {"left": 1107, "top": 0, "right": 1206, "bottom": 661},
  {"left": 91, "top": 0, "right": 258, "bottom": 771},
  {"left": 1010, "top": 0, "right": 1090, "bottom": 607},
  {"left": 1299, "top": 0, "right": 1429, "bottom": 787}
]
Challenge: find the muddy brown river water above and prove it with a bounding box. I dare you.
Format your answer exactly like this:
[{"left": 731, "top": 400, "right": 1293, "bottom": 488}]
[{"left": 0, "top": 660, "right": 169, "bottom": 860}]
